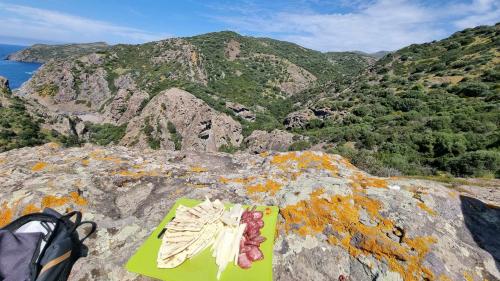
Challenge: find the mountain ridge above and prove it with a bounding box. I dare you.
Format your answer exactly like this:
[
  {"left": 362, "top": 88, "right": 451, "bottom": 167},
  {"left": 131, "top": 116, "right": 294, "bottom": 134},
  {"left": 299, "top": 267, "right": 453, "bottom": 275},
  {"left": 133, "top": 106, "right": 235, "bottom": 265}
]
[{"left": 5, "top": 24, "right": 500, "bottom": 178}]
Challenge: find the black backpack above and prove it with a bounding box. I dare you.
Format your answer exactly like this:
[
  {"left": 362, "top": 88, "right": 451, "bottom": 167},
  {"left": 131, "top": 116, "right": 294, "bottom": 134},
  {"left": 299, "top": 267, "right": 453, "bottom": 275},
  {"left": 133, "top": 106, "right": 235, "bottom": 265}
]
[{"left": 0, "top": 208, "right": 96, "bottom": 281}]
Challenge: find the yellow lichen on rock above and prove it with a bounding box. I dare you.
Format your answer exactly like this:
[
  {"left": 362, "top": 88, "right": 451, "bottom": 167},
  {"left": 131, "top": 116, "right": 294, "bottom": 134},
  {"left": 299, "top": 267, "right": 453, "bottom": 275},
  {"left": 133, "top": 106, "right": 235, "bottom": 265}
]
[
  {"left": 271, "top": 151, "right": 338, "bottom": 175},
  {"left": 41, "top": 195, "right": 70, "bottom": 208},
  {"left": 246, "top": 179, "right": 282, "bottom": 195},
  {"left": 21, "top": 203, "right": 41, "bottom": 215},
  {"left": 464, "top": 272, "right": 474, "bottom": 281},
  {"left": 219, "top": 176, "right": 256, "bottom": 185},
  {"left": 0, "top": 202, "right": 13, "bottom": 227},
  {"left": 280, "top": 188, "right": 436, "bottom": 281},
  {"left": 70, "top": 192, "right": 88, "bottom": 206},
  {"left": 417, "top": 202, "right": 437, "bottom": 216},
  {"left": 350, "top": 172, "right": 388, "bottom": 189},
  {"left": 190, "top": 166, "right": 208, "bottom": 173},
  {"left": 31, "top": 162, "right": 48, "bottom": 172}
]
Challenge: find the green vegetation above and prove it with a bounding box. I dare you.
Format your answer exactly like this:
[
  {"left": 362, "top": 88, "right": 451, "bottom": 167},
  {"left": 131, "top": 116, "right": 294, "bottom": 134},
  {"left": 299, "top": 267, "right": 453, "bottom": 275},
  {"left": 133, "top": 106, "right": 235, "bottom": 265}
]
[
  {"left": 7, "top": 24, "right": 498, "bottom": 179},
  {"left": 218, "top": 144, "right": 239, "bottom": 153},
  {"left": 88, "top": 123, "right": 127, "bottom": 145},
  {"left": 8, "top": 42, "right": 109, "bottom": 63},
  {"left": 143, "top": 117, "right": 160, "bottom": 149},
  {"left": 0, "top": 98, "right": 47, "bottom": 151},
  {"left": 297, "top": 24, "right": 499, "bottom": 178},
  {"left": 96, "top": 31, "right": 373, "bottom": 138},
  {"left": 167, "top": 121, "right": 182, "bottom": 150}
]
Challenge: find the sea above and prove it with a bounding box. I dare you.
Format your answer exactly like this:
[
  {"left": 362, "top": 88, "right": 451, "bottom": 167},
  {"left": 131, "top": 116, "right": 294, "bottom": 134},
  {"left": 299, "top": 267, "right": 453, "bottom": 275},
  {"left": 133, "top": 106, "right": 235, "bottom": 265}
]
[{"left": 0, "top": 44, "right": 41, "bottom": 89}]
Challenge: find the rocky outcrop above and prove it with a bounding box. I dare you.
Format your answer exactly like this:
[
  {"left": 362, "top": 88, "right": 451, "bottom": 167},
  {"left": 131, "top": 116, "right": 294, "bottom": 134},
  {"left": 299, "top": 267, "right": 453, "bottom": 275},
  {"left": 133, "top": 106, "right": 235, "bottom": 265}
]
[
  {"left": 224, "top": 39, "right": 241, "bottom": 61},
  {"left": 0, "top": 76, "right": 11, "bottom": 106},
  {"left": 0, "top": 144, "right": 498, "bottom": 281},
  {"left": 0, "top": 76, "right": 9, "bottom": 96},
  {"left": 251, "top": 54, "right": 317, "bottom": 96},
  {"left": 102, "top": 74, "right": 149, "bottom": 125},
  {"left": 284, "top": 109, "right": 317, "bottom": 130},
  {"left": 150, "top": 39, "right": 208, "bottom": 85},
  {"left": 244, "top": 129, "right": 300, "bottom": 153},
  {"left": 225, "top": 101, "right": 256, "bottom": 122},
  {"left": 120, "top": 88, "right": 242, "bottom": 151},
  {"left": 6, "top": 42, "right": 109, "bottom": 63},
  {"left": 17, "top": 53, "right": 111, "bottom": 112}
]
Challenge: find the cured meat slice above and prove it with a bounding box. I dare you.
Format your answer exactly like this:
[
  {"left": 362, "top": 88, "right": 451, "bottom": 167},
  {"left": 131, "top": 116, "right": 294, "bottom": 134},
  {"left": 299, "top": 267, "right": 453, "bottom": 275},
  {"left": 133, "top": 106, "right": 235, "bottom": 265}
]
[
  {"left": 238, "top": 253, "right": 252, "bottom": 269},
  {"left": 251, "top": 211, "right": 263, "bottom": 220},
  {"left": 246, "top": 246, "right": 263, "bottom": 261}
]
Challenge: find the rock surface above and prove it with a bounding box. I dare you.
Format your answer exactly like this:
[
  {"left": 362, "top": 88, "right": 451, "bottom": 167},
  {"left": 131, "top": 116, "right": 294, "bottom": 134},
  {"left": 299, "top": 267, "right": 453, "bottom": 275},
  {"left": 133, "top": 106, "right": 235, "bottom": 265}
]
[
  {"left": 244, "top": 129, "right": 301, "bottom": 153},
  {"left": 284, "top": 109, "right": 318, "bottom": 130},
  {"left": 0, "top": 144, "right": 498, "bottom": 281},
  {"left": 120, "top": 88, "right": 242, "bottom": 152},
  {"left": 0, "top": 76, "right": 11, "bottom": 106},
  {"left": 225, "top": 101, "right": 256, "bottom": 122}
]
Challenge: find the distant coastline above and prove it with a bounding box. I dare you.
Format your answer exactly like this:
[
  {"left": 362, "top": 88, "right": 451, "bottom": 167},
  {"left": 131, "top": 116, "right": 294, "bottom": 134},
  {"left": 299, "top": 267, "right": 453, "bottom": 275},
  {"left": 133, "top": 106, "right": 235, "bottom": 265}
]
[{"left": 0, "top": 44, "right": 41, "bottom": 89}]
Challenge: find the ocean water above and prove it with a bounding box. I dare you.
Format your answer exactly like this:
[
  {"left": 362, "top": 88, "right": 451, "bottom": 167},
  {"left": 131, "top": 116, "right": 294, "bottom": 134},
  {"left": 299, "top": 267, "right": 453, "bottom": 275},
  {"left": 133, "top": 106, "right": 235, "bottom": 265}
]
[{"left": 0, "top": 44, "right": 41, "bottom": 89}]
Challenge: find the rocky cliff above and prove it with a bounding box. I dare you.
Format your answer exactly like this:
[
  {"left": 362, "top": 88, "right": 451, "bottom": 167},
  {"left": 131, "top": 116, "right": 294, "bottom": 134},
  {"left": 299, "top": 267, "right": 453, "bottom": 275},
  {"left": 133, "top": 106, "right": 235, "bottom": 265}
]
[{"left": 0, "top": 143, "right": 498, "bottom": 281}]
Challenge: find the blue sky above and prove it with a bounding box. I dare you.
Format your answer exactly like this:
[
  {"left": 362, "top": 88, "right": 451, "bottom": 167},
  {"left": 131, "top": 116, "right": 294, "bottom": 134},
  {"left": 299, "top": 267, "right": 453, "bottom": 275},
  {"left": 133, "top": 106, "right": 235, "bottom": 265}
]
[{"left": 0, "top": 0, "right": 498, "bottom": 52}]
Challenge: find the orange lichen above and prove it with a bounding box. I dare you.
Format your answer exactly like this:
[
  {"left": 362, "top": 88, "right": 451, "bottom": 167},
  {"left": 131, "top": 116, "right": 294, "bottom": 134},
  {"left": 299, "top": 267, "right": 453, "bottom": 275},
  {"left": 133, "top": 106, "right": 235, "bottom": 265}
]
[
  {"left": 280, "top": 188, "right": 436, "bottom": 281},
  {"left": 41, "top": 195, "right": 70, "bottom": 209},
  {"left": 246, "top": 180, "right": 282, "bottom": 195},
  {"left": 417, "top": 202, "right": 437, "bottom": 216},
  {"left": 350, "top": 172, "right": 388, "bottom": 189},
  {"left": 89, "top": 150, "right": 123, "bottom": 164},
  {"left": 0, "top": 202, "right": 13, "bottom": 227},
  {"left": 259, "top": 151, "right": 270, "bottom": 157},
  {"left": 190, "top": 166, "right": 208, "bottom": 173},
  {"left": 46, "top": 142, "right": 61, "bottom": 149},
  {"left": 219, "top": 176, "right": 256, "bottom": 185},
  {"left": 31, "top": 162, "right": 48, "bottom": 172},
  {"left": 271, "top": 151, "right": 338, "bottom": 176},
  {"left": 464, "top": 272, "right": 473, "bottom": 281},
  {"left": 81, "top": 159, "right": 90, "bottom": 166},
  {"left": 115, "top": 169, "right": 159, "bottom": 178},
  {"left": 21, "top": 203, "right": 41, "bottom": 215},
  {"left": 69, "top": 192, "right": 88, "bottom": 206},
  {"left": 438, "top": 275, "right": 452, "bottom": 281}
]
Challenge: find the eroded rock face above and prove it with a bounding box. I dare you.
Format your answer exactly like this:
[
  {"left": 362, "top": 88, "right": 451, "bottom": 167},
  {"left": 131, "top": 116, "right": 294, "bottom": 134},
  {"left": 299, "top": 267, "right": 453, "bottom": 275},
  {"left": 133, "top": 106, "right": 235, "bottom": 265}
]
[
  {"left": 225, "top": 101, "right": 256, "bottom": 122},
  {"left": 284, "top": 109, "right": 317, "bottom": 130},
  {"left": 0, "top": 144, "right": 498, "bottom": 281},
  {"left": 102, "top": 74, "right": 149, "bottom": 125},
  {"left": 244, "top": 129, "right": 300, "bottom": 153},
  {"left": 17, "top": 53, "right": 111, "bottom": 112},
  {"left": 0, "top": 76, "right": 11, "bottom": 106},
  {"left": 120, "top": 88, "right": 242, "bottom": 152},
  {"left": 0, "top": 76, "right": 9, "bottom": 93}
]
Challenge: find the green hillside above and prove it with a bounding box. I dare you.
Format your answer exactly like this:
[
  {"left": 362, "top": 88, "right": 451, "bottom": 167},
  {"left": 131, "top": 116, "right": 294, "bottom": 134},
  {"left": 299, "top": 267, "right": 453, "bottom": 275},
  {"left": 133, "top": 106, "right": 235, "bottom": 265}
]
[
  {"left": 296, "top": 24, "right": 499, "bottom": 177},
  {"left": 95, "top": 31, "right": 373, "bottom": 135},
  {"left": 6, "top": 42, "right": 109, "bottom": 63}
]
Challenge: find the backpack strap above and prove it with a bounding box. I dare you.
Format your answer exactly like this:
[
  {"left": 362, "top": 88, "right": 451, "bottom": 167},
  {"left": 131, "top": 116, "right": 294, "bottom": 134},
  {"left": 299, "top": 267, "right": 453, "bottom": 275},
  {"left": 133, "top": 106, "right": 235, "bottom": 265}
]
[
  {"left": 75, "top": 221, "right": 97, "bottom": 243},
  {"left": 0, "top": 212, "right": 60, "bottom": 232},
  {"left": 60, "top": 211, "right": 82, "bottom": 233}
]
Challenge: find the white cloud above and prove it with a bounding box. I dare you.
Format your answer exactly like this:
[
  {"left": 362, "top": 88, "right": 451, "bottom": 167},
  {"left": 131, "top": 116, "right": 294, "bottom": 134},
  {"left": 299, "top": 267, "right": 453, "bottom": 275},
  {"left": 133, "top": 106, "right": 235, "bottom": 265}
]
[
  {"left": 214, "top": 0, "right": 500, "bottom": 52},
  {"left": 0, "top": 3, "right": 168, "bottom": 44}
]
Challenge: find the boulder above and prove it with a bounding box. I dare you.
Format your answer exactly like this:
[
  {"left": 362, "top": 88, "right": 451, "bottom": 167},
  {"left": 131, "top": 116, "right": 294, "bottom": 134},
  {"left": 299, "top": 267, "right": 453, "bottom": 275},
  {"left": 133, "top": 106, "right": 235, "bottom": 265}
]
[
  {"left": 244, "top": 129, "right": 299, "bottom": 153},
  {"left": 284, "top": 109, "right": 317, "bottom": 130}
]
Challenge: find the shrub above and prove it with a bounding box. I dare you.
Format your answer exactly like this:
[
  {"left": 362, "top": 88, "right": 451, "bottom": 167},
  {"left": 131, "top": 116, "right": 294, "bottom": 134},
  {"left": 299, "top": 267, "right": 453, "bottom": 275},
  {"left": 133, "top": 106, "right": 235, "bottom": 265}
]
[
  {"left": 288, "top": 140, "right": 311, "bottom": 151},
  {"left": 446, "top": 150, "right": 500, "bottom": 177},
  {"left": 88, "top": 123, "right": 127, "bottom": 145}
]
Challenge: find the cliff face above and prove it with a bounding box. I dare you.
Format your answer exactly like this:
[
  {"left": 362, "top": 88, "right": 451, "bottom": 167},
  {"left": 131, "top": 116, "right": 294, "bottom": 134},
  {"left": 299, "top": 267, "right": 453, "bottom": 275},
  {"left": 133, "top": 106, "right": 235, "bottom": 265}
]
[{"left": 0, "top": 143, "right": 498, "bottom": 281}]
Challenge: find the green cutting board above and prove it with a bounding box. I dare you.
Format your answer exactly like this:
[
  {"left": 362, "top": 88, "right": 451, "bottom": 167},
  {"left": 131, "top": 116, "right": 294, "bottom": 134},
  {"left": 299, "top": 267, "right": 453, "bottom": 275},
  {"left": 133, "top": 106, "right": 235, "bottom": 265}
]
[{"left": 125, "top": 198, "right": 279, "bottom": 281}]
